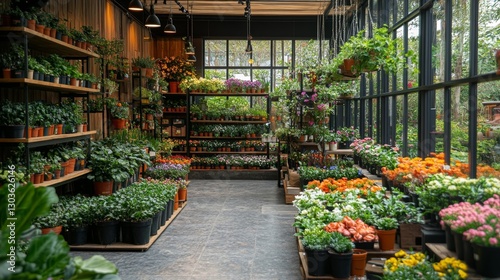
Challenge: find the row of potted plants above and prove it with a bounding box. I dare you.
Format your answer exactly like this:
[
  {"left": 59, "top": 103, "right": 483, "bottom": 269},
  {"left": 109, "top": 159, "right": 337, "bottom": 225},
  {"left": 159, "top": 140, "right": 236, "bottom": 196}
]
[
  {"left": 32, "top": 179, "right": 183, "bottom": 245},
  {"left": 1, "top": 7, "right": 98, "bottom": 51},
  {"left": 191, "top": 124, "right": 267, "bottom": 138},
  {"left": 438, "top": 195, "right": 500, "bottom": 277},
  {"left": 190, "top": 155, "right": 276, "bottom": 169},
  {"left": 0, "top": 100, "right": 86, "bottom": 138},
  {"left": 190, "top": 104, "right": 268, "bottom": 121},
  {"left": 188, "top": 139, "right": 268, "bottom": 152},
  {"left": 178, "top": 77, "right": 269, "bottom": 94}
]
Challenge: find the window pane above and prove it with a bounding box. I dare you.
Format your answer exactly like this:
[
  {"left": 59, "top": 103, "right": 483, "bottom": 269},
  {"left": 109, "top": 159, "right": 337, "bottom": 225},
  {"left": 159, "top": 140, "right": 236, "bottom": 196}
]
[
  {"left": 252, "top": 40, "right": 270, "bottom": 66},
  {"left": 228, "top": 69, "right": 251, "bottom": 80},
  {"left": 433, "top": 1, "right": 445, "bottom": 83},
  {"left": 205, "top": 40, "right": 227, "bottom": 67},
  {"left": 204, "top": 69, "right": 226, "bottom": 79},
  {"left": 478, "top": 0, "right": 500, "bottom": 74},
  {"left": 273, "top": 40, "right": 293, "bottom": 67},
  {"left": 229, "top": 40, "right": 249, "bottom": 67},
  {"left": 408, "top": 17, "right": 419, "bottom": 87},
  {"left": 451, "top": 0, "right": 470, "bottom": 79}
]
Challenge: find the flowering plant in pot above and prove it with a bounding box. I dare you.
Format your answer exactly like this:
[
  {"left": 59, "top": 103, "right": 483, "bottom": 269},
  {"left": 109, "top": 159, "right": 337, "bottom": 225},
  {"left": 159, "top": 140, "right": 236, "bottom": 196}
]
[{"left": 374, "top": 217, "right": 398, "bottom": 251}]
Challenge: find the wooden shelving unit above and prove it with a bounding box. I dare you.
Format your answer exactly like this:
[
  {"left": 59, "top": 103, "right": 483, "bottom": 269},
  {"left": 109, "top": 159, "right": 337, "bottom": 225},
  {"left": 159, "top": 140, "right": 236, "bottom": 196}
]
[
  {"left": 34, "top": 169, "right": 91, "bottom": 188},
  {"left": 190, "top": 120, "right": 267, "bottom": 124},
  {"left": 0, "top": 131, "right": 97, "bottom": 144},
  {"left": 189, "top": 151, "right": 268, "bottom": 155},
  {"left": 0, "top": 27, "right": 99, "bottom": 58},
  {"left": 0, "top": 78, "right": 100, "bottom": 93}
]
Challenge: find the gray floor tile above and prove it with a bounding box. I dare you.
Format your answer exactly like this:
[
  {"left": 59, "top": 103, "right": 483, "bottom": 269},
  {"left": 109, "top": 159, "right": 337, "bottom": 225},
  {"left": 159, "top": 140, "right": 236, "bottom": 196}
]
[{"left": 71, "top": 180, "right": 300, "bottom": 278}]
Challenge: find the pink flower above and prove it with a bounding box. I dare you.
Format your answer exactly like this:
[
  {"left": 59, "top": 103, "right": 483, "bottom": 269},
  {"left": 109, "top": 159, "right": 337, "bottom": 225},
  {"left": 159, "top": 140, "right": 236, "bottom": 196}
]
[{"left": 489, "top": 238, "right": 498, "bottom": 245}]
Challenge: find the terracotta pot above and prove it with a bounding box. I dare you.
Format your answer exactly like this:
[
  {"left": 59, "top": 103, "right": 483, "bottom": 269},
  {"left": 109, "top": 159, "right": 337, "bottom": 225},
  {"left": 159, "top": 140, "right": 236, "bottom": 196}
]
[
  {"left": 351, "top": 249, "right": 368, "bottom": 277},
  {"left": 41, "top": 225, "right": 62, "bottom": 235},
  {"left": 61, "top": 35, "right": 69, "bottom": 43},
  {"left": 65, "top": 158, "right": 76, "bottom": 174},
  {"left": 43, "top": 27, "right": 51, "bottom": 36},
  {"left": 169, "top": 81, "right": 178, "bottom": 93},
  {"left": 35, "top": 24, "right": 45, "bottom": 33},
  {"left": 178, "top": 188, "right": 187, "bottom": 201},
  {"left": 174, "top": 191, "right": 179, "bottom": 210},
  {"left": 377, "top": 229, "right": 397, "bottom": 251},
  {"left": 3, "top": 68, "right": 11, "bottom": 79},
  {"left": 82, "top": 123, "right": 88, "bottom": 132},
  {"left": 145, "top": 68, "right": 153, "bottom": 77},
  {"left": 93, "top": 181, "right": 114, "bottom": 196},
  {"left": 54, "top": 169, "right": 61, "bottom": 179},
  {"left": 27, "top": 19, "right": 36, "bottom": 30},
  {"left": 50, "top": 28, "right": 57, "bottom": 38},
  {"left": 112, "top": 118, "right": 127, "bottom": 130},
  {"left": 70, "top": 77, "right": 77, "bottom": 86},
  {"left": 56, "top": 123, "right": 63, "bottom": 135},
  {"left": 24, "top": 126, "right": 32, "bottom": 138},
  {"left": 33, "top": 173, "right": 43, "bottom": 184}
]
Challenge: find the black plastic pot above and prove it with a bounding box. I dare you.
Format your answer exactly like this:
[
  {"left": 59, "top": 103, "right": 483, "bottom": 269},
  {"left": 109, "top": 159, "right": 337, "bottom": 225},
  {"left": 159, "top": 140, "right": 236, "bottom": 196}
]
[
  {"left": 151, "top": 212, "right": 161, "bottom": 236},
  {"left": 121, "top": 219, "right": 152, "bottom": 245},
  {"left": 3, "top": 125, "right": 24, "bottom": 138},
  {"left": 95, "top": 220, "right": 118, "bottom": 245},
  {"left": 161, "top": 204, "right": 168, "bottom": 226},
  {"left": 64, "top": 226, "right": 88, "bottom": 245},
  {"left": 329, "top": 250, "right": 353, "bottom": 279}
]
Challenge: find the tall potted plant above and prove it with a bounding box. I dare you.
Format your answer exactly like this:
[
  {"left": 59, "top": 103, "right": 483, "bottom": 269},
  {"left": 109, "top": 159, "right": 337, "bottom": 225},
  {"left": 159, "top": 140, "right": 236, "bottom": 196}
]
[{"left": 87, "top": 141, "right": 130, "bottom": 195}]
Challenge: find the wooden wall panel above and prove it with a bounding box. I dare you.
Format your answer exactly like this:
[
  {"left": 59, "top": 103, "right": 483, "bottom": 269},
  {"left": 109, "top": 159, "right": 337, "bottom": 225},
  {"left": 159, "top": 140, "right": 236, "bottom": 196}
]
[{"left": 155, "top": 37, "right": 185, "bottom": 59}]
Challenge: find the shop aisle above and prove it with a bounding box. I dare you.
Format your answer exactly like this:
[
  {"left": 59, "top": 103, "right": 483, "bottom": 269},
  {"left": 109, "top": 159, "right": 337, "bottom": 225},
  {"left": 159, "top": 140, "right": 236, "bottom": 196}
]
[{"left": 71, "top": 180, "right": 301, "bottom": 280}]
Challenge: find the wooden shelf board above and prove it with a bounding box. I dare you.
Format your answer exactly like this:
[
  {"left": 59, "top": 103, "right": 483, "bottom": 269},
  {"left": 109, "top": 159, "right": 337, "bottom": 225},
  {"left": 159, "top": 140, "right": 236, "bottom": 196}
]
[
  {"left": 190, "top": 120, "right": 267, "bottom": 124},
  {"left": 171, "top": 151, "right": 187, "bottom": 153},
  {"left": 190, "top": 92, "right": 268, "bottom": 97},
  {"left": 190, "top": 168, "right": 275, "bottom": 171},
  {"left": 326, "top": 149, "right": 354, "bottom": 155},
  {"left": 0, "top": 27, "right": 99, "bottom": 58},
  {"left": 189, "top": 151, "right": 268, "bottom": 154},
  {"left": 34, "top": 169, "right": 91, "bottom": 187},
  {"left": 0, "top": 78, "right": 100, "bottom": 93},
  {"left": 0, "top": 130, "right": 96, "bottom": 143},
  {"left": 189, "top": 136, "right": 262, "bottom": 140},
  {"left": 162, "top": 93, "right": 187, "bottom": 96},
  {"left": 69, "top": 202, "right": 186, "bottom": 251}
]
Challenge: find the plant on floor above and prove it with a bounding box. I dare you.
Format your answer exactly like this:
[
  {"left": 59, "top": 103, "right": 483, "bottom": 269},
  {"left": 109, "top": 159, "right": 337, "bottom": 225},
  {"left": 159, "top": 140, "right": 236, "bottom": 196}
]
[
  {"left": 32, "top": 202, "right": 64, "bottom": 229},
  {"left": 299, "top": 227, "right": 334, "bottom": 251},
  {"left": 60, "top": 194, "right": 92, "bottom": 230}
]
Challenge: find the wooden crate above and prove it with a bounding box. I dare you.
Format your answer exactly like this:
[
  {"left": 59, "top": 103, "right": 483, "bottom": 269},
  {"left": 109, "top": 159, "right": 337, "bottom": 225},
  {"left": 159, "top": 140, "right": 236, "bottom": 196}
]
[{"left": 399, "top": 223, "right": 422, "bottom": 251}]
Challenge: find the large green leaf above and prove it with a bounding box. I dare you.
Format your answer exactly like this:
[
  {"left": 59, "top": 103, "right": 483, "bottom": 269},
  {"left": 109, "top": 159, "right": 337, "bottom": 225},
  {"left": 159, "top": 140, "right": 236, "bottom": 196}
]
[
  {"left": 22, "top": 234, "right": 70, "bottom": 279},
  {"left": 71, "top": 255, "right": 119, "bottom": 280}
]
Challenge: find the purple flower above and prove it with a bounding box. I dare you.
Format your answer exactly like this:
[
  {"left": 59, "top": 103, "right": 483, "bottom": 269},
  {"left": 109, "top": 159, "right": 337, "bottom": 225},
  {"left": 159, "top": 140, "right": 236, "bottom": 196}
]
[{"left": 311, "top": 93, "right": 318, "bottom": 102}]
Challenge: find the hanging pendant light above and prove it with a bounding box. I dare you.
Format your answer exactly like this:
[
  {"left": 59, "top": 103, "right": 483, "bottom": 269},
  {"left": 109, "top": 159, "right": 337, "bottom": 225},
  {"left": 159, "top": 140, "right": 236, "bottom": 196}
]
[
  {"left": 185, "top": 41, "right": 195, "bottom": 55},
  {"left": 164, "top": 0, "right": 176, "bottom": 33},
  {"left": 245, "top": 40, "right": 252, "bottom": 53},
  {"left": 145, "top": 2, "right": 161, "bottom": 28},
  {"left": 128, "top": 0, "right": 144, "bottom": 11},
  {"left": 187, "top": 54, "right": 196, "bottom": 62}
]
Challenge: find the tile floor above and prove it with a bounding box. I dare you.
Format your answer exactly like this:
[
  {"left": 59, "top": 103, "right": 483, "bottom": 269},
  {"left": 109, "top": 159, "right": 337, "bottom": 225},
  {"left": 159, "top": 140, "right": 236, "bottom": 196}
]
[{"left": 71, "top": 180, "right": 301, "bottom": 280}]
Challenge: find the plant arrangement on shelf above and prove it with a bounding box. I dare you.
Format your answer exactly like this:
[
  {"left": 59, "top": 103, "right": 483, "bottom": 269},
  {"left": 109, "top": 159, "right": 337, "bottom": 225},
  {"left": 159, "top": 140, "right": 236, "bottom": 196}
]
[{"left": 158, "top": 56, "right": 195, "bottom": 82}]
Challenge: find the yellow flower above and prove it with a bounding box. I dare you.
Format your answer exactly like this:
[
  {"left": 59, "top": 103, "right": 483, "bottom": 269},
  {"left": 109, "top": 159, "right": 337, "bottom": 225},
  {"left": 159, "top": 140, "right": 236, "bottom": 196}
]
[
  {"left": 395, "top": 250, "right": 407, "bottom": 258},
  {"left": 458, "top": 269, "right": 467, "bottom": 279}
]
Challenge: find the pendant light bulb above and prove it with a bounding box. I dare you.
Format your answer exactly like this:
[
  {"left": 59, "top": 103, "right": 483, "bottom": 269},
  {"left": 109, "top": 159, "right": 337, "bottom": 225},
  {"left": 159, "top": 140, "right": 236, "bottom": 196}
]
[
  {"left": 185, "top": 41, "right": 195, "bottom": 55},
  {"left": 145, "top": 4, "right": 161, "bottom": 28},
  {"left": 128, "top": 0, "right": 144, "bottom": 11}
]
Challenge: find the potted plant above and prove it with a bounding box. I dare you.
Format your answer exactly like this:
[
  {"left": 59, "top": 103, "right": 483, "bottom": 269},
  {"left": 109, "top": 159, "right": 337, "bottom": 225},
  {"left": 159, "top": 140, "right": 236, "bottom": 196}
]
[
  {"left": 374, "top": 217, "right": 399, "bottom": 251},
  {"left": 60, "top": 195, "right": 91, "bottom": 245},
  {"left": 88, "top": 195, "right": 121, "bottom": 245},
  {"left": 32, "top": 202, "right": 64, "bottom": 235},
  {"left": 328, "top": 231, "right": 354, "bottom": 279},
  {"left": 299, "top": 227, "right": 333, "bottom": 276},
  {"left": 87, "top": 140, "right": 130, "bottom": 195},
  {"left": 131, "top": 57, "right": 155, "bottom": 77},
  {"left": 108, "top": 100, "right": 129, "bottom": 130},
  {"left": 0, "top": 100, "right": 25, "bottom": 138}
]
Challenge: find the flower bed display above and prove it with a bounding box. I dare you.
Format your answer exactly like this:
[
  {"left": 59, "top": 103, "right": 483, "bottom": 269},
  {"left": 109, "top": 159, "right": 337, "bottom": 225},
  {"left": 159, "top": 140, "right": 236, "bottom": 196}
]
[{"left": 306, "top": 177, "right": 382, "bottom": 194}]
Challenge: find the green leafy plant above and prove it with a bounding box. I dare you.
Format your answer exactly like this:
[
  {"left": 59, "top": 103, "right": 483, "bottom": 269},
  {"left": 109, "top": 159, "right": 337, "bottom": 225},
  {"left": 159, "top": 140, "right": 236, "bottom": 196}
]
[
  {"left": 329, "top": 231, "right": 354, "bottom": 254},
  {"left": 374, "top": 217, "right": 399, "bottom": 230}
]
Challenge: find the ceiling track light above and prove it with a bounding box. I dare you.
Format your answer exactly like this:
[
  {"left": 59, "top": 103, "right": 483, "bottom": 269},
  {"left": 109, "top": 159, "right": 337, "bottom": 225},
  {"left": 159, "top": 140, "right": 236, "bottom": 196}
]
[
  {"left": 174, "top": 0, "right": 189, "bottom": 15},
  {"left": 128, "top": 0, "right": 144, "bottom": 11},
  {"left": 145, "top": 2, "right": 161, "bottom": 28},
  {"left": 164, "top": 0, "right": 176, "bottom": 33}
]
